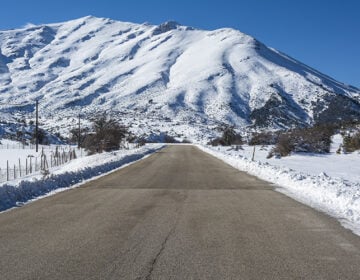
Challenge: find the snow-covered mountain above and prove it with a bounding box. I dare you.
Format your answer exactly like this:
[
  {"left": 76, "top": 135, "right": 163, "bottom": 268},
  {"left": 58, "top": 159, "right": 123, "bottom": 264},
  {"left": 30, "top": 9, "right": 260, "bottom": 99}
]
[{"left": 0, "top": 16, "right": 359, "bottom": 141}]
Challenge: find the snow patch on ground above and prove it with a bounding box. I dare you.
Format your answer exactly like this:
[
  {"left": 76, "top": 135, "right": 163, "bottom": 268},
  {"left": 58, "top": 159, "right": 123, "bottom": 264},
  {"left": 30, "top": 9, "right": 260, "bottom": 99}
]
[
  {"left": 0, "top": 144, "right": 164, "bottom": 212},
  {"left": 199, "top": 145, "right": 360, "bottom": 236}
]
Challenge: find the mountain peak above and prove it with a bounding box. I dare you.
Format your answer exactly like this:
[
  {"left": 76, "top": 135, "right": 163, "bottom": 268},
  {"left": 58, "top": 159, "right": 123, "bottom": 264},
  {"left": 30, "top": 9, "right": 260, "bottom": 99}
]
[
  {"left": 160, "top": 21, "right": 181, "bottom": 28},
  {"left": 152, "top": 21, "right": 195, "bottom": 35},
  {"left": 152, "top": 21, "right": 181, "bottom": 35}
]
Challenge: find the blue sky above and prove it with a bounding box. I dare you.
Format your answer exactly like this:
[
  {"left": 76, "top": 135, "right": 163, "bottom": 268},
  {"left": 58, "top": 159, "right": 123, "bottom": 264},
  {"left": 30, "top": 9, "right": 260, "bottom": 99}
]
[{"left": 1, "top": 0, "right": 359, "bottom": 87}]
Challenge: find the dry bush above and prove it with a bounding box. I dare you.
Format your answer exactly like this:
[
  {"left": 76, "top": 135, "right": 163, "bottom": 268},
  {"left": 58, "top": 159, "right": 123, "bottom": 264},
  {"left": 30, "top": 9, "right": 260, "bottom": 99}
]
[
  {"left": 249, "top": 131, "right": 279, "bottom": 145},
  {"left": 83, "top": 114, "right": 127, "bottom": 154},
  {"left": 343, "top": 132, "right": 360, "bottom": 153},
  {"left": 269, "top": 125, "right": 334, "bottom": 157},
  {"left": 269, "top": 133, "right": 293, "bottom": 157},
  {"left": 209, "top": 125, "right": 243, "bottom": 146},
  {"left": 163, "top": 134, "right": 178, "bottom": 143}
]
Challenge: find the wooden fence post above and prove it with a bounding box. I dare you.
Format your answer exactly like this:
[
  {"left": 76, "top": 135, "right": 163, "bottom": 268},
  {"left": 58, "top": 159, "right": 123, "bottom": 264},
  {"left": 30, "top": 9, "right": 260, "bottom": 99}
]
[
  {"left": 7, "top": 160, "right": 9, "bottom": 181},
  {"left": 19, "top": 158, "right": 21, "bottom": 177}
]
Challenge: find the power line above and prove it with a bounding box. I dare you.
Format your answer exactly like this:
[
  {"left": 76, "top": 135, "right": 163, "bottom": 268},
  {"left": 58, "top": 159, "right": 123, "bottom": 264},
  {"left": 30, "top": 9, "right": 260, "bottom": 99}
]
[{"left": 0, "top": 102, "right": 33, "bottom": 106}]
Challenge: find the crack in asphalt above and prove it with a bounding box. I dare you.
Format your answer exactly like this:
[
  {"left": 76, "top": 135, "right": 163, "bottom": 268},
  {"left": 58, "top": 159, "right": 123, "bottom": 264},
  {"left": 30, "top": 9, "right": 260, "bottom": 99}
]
[
  {"left": 144, "top": 224, "right": 177, "bottom": 280},
  {"left": 143, "top": 199, "right": 185, "bottom": 280}
]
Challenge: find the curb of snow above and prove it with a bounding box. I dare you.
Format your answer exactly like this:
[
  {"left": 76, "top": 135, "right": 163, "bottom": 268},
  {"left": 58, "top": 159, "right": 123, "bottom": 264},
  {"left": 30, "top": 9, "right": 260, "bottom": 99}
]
[
  {"left": 0, "top": 145, "right": 164, "bottom": 212},
  {"left": 198, "top": 145, "right": 360, "bottom": 236}
]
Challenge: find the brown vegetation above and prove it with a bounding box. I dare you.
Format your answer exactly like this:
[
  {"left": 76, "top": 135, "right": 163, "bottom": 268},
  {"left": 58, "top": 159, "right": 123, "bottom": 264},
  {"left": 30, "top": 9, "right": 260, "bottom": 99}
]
[
  {"left": 209, "top": 125, "right": 243, "bottom": 146},
  {"left": 268, "top": 125, "right": 334, "bottom": 157},
  {"left": 83, "top": 114, "right": 127, "bottom": 154}
]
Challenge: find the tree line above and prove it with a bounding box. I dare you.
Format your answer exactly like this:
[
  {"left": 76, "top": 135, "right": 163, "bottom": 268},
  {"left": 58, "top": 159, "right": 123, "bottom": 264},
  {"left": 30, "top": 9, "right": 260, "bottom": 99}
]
[{"left": 209, "top": 121, "right": 360, "bottom": 157}]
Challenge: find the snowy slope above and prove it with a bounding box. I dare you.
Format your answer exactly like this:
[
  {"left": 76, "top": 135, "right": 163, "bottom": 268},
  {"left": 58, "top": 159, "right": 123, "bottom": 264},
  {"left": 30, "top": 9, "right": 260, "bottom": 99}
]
[{"left": 0, "top": 16, "right": 359, "bottom": 141}]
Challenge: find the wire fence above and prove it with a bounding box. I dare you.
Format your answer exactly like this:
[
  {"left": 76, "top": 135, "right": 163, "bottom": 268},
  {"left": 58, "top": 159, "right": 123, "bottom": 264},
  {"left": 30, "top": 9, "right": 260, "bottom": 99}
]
[
  {"left": 0, "top": 147, "right": 81, "bottom": 183},
  {"left": 0, "top": 141, "right": 139, "bottom": 183},
  {"left": 0, "top": 143, "right": 55, "bottom": 150}
]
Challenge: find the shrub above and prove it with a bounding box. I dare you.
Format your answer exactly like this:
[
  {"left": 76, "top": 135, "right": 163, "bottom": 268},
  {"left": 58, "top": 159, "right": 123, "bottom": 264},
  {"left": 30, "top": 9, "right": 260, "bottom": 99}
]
[
  {"left": 31, "top": 128, "right": 48, "bottom": 145},
  {"left": 209, "top": 125, "right": 243, "bottom": 146},
  {"left": 69, "top": 127, "right": 88, "bottom": 147},
  {"left": 145, "top": 132, "right": 178, "bottom": 143},
  {"left": 249, "top": 131, "right": 279, "bottom": 145},
  {"left": 83, "top": 114, "right": 127, "bottom": 154},
  {"left": 343, "top": 132, "right": 360, "bottom": 153},
  {"left": 182, "top": 139, "right": 192, "bottom": 143},
  {"left": 269, "top": 133, "right": 293, "bottom": 157},
  {"left": 163, "top": 134, "right": 178, "bottom": 143},
  {"left": 292, "top": 125, "right": 333, "bottom": 153},
  {"left": 269, "top": 125, "right": 334, "bottom": 157},
  {"left": 136, "top": 137, "right": 147, "bottom": 147}
]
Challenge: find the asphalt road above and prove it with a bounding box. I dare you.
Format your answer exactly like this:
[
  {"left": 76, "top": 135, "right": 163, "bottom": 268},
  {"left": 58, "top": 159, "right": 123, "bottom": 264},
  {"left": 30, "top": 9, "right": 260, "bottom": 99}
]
[{"left": 0, "top": 145, "right": 360, "bottom": 279}]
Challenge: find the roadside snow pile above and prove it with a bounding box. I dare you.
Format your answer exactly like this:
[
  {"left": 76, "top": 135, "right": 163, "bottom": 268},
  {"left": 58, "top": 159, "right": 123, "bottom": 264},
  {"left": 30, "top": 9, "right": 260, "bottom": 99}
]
[
  {"left": 199, "top": 145, "right": 360, "bottom": 236},
  {"left": 0, "top": 144, "right": 164, "bottom": 212}
]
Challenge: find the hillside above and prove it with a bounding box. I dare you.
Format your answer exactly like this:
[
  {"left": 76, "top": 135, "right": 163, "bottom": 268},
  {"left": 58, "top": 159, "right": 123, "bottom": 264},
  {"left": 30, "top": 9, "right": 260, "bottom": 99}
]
[{"left": 0, "top": 16, "right": 359, "bottom": 141}]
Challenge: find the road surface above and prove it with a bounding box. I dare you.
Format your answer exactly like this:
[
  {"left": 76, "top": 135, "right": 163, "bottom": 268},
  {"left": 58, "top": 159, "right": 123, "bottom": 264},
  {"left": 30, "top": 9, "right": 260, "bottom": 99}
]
[{"left": 0, "top": 145, "right": 360, "bottom": 279}]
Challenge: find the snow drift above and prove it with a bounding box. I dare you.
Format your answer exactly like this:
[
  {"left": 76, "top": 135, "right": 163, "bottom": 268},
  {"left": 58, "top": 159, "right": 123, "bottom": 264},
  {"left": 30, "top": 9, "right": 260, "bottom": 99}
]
[{"left": 199, "top": 145, "right": 360, "bottom": 236}]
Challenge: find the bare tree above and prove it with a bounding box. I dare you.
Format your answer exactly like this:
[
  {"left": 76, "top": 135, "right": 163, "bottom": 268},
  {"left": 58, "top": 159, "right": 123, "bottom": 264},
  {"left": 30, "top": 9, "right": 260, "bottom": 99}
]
[{"left": 83, "top": 113, "right": 127, "bottom": 154}]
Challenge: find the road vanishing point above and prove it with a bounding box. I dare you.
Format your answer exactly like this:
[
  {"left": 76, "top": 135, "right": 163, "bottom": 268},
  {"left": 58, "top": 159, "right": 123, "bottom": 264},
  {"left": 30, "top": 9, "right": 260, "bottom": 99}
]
[{"left": 0, "top": 145, "right": 360, "bottom": 279}]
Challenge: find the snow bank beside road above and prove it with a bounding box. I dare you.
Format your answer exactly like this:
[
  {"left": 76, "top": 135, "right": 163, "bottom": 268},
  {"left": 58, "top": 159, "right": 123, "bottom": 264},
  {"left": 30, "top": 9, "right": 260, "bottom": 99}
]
[
  {"left": 199, "top": 145, "right": 360, "bottom": 236},
  {"left": 0, "top": 144, "right": 164, "bottom": 212}
]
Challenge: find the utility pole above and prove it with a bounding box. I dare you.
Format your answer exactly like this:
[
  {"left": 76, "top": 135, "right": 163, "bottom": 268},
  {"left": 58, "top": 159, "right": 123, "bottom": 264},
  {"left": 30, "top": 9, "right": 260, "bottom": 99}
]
[
  {"left": 78, "top": 113, "right": 81, "bottom": 148},
  {"left": 35, "top": 100, "right": 39, "bottom": 152}
]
